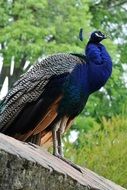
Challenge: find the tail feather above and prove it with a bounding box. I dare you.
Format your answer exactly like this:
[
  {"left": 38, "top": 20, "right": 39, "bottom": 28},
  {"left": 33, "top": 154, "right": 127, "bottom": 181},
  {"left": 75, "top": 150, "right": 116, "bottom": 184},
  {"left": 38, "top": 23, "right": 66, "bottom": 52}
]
[
  {"left": 26, "top": 133, "right": 42, "bottom": 145},
  {"left": 14, "top": 96, "right": 62, "bottom": 142},
  {"left": 33, "top": 96, "right": 62, "bottom": 135},
  {"left": 41, "top": 131, "right": 52, "bottom": 145}
]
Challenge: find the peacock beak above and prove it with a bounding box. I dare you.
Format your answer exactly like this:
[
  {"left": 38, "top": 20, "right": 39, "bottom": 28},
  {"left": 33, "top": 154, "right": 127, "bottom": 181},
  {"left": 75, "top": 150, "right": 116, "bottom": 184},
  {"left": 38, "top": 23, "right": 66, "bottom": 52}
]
[
  {"left": 104, "top": 34, "right": 111, "bottom": 39},
  {"left": 103, "top": 35, "right": 107, "bottom": 39}
]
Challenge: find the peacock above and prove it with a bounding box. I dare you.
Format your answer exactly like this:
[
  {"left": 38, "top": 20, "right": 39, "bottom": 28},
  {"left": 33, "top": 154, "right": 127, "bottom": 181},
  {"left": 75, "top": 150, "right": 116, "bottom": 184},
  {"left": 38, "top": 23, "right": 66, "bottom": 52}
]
[{"left": 0, "top": 31, "right": 112, "bottom": 159}]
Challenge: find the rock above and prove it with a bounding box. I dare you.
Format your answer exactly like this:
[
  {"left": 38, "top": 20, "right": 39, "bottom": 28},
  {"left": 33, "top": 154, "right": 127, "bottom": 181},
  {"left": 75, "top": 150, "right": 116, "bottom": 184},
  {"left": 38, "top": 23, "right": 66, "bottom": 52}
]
[{"left": 0, "top": 133, "right": 125, "bottom": 190}]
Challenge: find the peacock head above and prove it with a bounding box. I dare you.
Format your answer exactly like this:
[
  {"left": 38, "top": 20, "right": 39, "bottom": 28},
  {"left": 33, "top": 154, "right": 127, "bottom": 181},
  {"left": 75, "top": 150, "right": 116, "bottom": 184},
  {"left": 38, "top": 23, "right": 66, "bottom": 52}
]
[{"left": 89, "top": 31, "right": 107, "bottom": 43}]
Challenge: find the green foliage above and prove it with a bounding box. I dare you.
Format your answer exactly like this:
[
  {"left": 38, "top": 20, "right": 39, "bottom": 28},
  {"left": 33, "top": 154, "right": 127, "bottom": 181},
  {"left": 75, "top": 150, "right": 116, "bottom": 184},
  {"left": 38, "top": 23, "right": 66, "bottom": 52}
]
[
  {"left": 0, "top": 0, "right": 92, "bottom": 67},
  {"left": 89, "top": 0, "right": 127, "bottom": 63},
  {"left": 64, "top": 115, "right": 127, "bottom": 188},
  {"left": 81, "top": 0, "right": 127, "bottom": 119},
  {"left": 0, "top": 0, "right": 92, "bottom": 87},
  {"left": 1, "top": 0, "right": 127, "bottom": 186}
]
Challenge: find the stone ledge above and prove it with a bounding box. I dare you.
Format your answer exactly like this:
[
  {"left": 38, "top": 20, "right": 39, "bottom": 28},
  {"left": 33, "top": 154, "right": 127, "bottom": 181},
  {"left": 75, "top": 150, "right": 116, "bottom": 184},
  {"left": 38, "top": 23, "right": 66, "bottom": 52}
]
[{"left": 0, "top": 133, "right": 126, "bottom": 190}]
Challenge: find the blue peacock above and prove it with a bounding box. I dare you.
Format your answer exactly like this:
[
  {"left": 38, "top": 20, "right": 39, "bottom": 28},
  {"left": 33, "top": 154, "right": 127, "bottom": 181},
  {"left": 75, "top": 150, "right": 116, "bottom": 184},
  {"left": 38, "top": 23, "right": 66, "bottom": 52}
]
[{"left": 0, "top": 30, "right": 112, "bottom": 159}]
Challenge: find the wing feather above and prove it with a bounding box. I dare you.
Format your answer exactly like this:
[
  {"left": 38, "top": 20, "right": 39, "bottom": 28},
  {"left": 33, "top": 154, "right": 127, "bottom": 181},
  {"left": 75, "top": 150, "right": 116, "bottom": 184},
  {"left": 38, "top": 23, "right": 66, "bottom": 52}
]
[
  {"left": 14, "top": 95, "right": 62, "bottom": 141},
  {"left": 0, "top": 53, "right": 85, "bottom": 130}
]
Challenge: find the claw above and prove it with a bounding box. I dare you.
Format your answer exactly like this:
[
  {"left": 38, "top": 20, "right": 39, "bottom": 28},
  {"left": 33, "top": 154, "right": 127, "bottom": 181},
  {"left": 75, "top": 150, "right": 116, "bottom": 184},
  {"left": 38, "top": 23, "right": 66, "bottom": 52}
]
[{"left": 54, "top": 154, "right": 84, "bottom": 173}]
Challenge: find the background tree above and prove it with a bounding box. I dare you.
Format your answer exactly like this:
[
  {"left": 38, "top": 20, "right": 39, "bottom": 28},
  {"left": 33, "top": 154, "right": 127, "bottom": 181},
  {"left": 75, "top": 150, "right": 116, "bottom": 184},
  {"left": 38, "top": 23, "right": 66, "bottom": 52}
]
[
  {"left": 64, "top": 1, "right": 127, "bottom": 187},
  {"left": 0, "top": 0, "right": 127, "bottom": 188},
  {"left": 0, "top": 0, "right": 91, "bottom": 87}
]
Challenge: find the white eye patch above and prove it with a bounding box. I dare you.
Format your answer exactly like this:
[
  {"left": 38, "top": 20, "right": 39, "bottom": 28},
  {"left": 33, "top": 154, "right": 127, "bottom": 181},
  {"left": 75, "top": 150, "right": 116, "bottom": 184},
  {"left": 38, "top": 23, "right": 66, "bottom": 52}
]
[{"left": 95, "top": 33, "right": 103, "bottom": 38}]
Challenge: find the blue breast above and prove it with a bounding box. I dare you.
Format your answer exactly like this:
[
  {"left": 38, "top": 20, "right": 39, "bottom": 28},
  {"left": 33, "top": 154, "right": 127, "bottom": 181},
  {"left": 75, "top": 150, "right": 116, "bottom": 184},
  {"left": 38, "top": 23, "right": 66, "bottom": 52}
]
[
  {"left": 58, "top": 64, "right": 89, "bottom": 116},
  {"left": 59, "top": 42, "right": 112, "bottom": 117},
  {"left": 86, "top": 42, "right": 112, "bottom": 93},
  {"left": 65, "top": 42, "right": 112, "bottom": 98}
]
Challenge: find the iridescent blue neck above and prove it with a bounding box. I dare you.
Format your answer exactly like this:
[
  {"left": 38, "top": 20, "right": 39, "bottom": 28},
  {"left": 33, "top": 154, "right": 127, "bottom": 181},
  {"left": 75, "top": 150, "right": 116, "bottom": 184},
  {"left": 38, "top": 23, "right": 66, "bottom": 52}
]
[
  {"left": 85, "top": 41, "right": 112, "bottom": 93},
  {"left": 62, "top": 41, "right": 112, "bottom": 115}
]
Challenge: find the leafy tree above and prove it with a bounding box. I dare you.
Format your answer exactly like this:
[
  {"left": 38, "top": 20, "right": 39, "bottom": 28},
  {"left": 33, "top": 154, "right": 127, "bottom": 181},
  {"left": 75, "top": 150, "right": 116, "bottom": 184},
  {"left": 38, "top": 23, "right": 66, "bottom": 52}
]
[
  {"left": 0, "top": 0, "right": 91, "bottom": 86},
  {"left": 0, "top": 1, "right": 127, "bottom": 186},
  {"left": 1, "top": 0, "right": 126, "bottom": 118},
  {"left": 64, "top": 115, "right": 127, "bottom": 188},
  {"left": 66, "top": 1, "right": 127, "bottom": 187}
]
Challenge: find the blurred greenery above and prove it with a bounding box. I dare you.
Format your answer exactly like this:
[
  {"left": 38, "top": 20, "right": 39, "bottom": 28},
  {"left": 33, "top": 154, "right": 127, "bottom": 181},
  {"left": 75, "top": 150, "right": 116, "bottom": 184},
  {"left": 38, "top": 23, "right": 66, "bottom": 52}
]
[
  {"left": 64, "top": 115, "right": 127, "bottom": 188},
  {"left": 0, "top": 0, "right": 127, "bottom": 188}
]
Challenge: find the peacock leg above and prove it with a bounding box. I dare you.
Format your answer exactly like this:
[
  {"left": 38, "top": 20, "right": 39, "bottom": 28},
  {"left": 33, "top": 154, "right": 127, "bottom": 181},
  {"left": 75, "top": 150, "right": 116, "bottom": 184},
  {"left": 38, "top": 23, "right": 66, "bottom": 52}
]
[
  {"left": 56, "top": 116, "right": 84, "bottom": 173},
  {"left": 52, "top": 117, "right": 83, "bottom": 173},
  {"left": 52, "top": 121, "right": 60, "bottom": 156},
  {"left": 57, "top": 130, "right": 62, "bottom": 156},
  {"left": 57, "top": 116, "right": 68, "bottom": 156}
]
